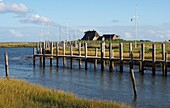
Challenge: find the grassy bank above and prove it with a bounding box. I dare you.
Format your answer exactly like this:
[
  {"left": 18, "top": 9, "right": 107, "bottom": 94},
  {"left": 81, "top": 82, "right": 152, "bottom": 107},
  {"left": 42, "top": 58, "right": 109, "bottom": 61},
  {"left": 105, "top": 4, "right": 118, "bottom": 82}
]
[
  {"left": 0, "top": 42, "right": 36, "bottom": 48},
  {"left": 0, "top": 78, "right": 130, "bottom": 108}
]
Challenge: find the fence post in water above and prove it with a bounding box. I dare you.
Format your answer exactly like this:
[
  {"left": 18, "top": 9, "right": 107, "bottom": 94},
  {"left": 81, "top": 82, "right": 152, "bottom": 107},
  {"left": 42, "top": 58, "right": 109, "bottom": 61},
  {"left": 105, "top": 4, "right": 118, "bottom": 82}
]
[
  {"left": 78, "top": 42, "right": 82, "bottom": 69},
  {"left": 162, "top": 43, "right": 165, "bottom": 75},
  {"left": 70, "top": 44, "right": 73, "bottom": 69},
  {"left": 120, "top": 43, "right": 123, "bottom": 72},
  {"left": 42, "top": 42, "right": 46, "bottom": 67},
  {"left": 164, "top": 52, "right": 168, "bottom": 76},
  {"left": 152, "top": 44, "right": 156, "bottom": 75},
  {"left": 85, "top": 42, "right": 88, "bottom": 70},
  {"left": 33, "top": 47, "right": 36, "bottom": 66},
  {"left": 39, "top": 42, "right": 43, "bottom": 66},
  {"left": 50, "top": 42, "right": 53, "bottom": 67},
  {"left": 140, "top": 44, "right": 145, "bottom": 74},
  {"left": 4, "top": 53, "right": 9, "bottom": 79},
  {"left": 101, "top": 42, "right": 105, "bottom": 71},
  {"left": 109, "top": 43, "right": 114, "bottom": 71},
  {"left": 129, "top": 43, "right": 132, "bottom": 57},
  {"left": 63, "top": 41, "right": 66, "bottom": 68},
  {"left": 56, "top": 42, "right": 59, "bottom": 67},
  {"left": 94, "top": 48, "right": 98, "bottom": 70},
  {"left": 129, "top": 43, "right": 133, "bottom": 71},
  {"left": 165, "top": 52, "right": 168, "bottom": 76},
  {"left": 130, "top": 69, "right": 137, "bottom": 98}
]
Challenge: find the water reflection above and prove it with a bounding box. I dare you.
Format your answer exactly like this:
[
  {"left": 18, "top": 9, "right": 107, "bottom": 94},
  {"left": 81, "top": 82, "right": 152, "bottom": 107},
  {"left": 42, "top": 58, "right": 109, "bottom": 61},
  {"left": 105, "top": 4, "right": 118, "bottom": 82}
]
[{"left": 0, "top": 48, "right": 170, "bottom": 108}]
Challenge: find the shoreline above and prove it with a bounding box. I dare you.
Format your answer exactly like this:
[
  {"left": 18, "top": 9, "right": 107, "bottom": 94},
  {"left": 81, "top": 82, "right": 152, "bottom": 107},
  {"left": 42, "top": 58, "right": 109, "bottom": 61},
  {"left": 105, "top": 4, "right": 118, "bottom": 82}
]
[{"left": 0, "top": 78, "right": 131, "bottom": 108}]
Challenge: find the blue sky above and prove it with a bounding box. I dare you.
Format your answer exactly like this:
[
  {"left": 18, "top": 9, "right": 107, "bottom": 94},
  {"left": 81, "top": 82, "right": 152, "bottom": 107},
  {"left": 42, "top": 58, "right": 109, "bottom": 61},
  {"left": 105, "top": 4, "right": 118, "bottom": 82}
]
[{"left": 0, "top": 0, "right": 170, "bottom": 41}]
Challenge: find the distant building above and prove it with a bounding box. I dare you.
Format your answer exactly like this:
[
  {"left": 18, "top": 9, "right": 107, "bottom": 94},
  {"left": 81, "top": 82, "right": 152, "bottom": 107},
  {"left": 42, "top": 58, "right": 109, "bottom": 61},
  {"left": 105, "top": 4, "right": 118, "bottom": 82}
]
[
  {"left": 99, "top": 34, "right": 120, "bottom": 41},
  {"left": 81, "top": 30, "right": 100, "bottom": 41},
  {"left": 81, "top": 30, "right": 120, "bottom": 41}
]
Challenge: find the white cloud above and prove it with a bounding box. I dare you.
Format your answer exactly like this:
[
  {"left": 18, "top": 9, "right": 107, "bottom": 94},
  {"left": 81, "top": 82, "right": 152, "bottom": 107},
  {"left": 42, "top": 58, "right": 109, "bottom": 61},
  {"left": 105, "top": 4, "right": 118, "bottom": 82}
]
[
  {"left": 0, "top": 1, "right": 54, "bottom": 26},
  {"left": 0, "top": 2, "right": 29, "bottom": 14},
  {"left": 20, "top": 14, "right": 53, "bottom": 25},
  {"left": 9, "top": 29, "right": 23, "bottom": 37}
]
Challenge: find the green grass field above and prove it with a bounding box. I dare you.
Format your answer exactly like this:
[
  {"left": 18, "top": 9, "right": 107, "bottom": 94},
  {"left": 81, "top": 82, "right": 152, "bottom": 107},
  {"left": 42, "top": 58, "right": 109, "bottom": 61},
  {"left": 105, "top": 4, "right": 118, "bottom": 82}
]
[{"left": 0, "top": 78, "right": 130, "bottom": 108}]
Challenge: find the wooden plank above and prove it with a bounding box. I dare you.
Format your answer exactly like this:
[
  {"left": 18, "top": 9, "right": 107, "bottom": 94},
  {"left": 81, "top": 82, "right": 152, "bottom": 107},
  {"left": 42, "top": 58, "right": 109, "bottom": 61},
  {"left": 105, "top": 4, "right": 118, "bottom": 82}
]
[
  {"left": 101, "top": 42, "right": 105, "bottom": 71},
  {"left": 152, "top": 44, "right": 156, "bottom": 75},
  {"left": 56, "top": 42, "right": 59, "bottom": 67},
  {"left": 94, "top": 48, "right": 98, "bottom": 70},
  {"left": 129, "top": 43, "right": 133, "bottom": 70},
  {"left": 4, "top": 53, "right": 9, "bottom": 79},
  {"left": 63, "top": 41, "right": 66, "bottom": 67},
  {"left": 78, "top": 42, "right": 81, "bottom": 56},
  {"left": 78, "top": 42, "right": 82, "bottom": 69},
  {"left": 33, "top": 48, "right": 36, "bottom": 67},
  {"left": 120, "top": 43, "right": 123, "bottom": 72},
  {"left": 39, "top": 47, "right": 43, "bottom": 66},
  {"left": 130, "top": 69, "right": 137, "bottom": 98},
  {"left": 109, "top": 43, "right": 114, "bottom": 71},
  {"left": 70, "top": 44, "right": 73, "bottom": 69},
  {"left": 165, "top": 52, "right": 168, "bottom": 76},
  {"left": 85, "top": 42, "right": 87, "bottom": 69},
  {"left": 162, "top": 43, "right": 165, "bottom": 74},
  {"left": 42, "top": 42, "right": 45, "bottom": 67},
  {"left": 50, "top": 42, "right": 53, "bottom": 67},
  {"left": 140, "top": 44, "right": 145, "bottom": 74}
]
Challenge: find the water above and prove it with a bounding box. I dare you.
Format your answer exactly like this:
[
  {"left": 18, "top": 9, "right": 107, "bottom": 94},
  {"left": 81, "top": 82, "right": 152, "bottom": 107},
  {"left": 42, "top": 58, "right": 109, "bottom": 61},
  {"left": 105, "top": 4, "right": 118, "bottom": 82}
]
[{"left": 0, "top": 48, "right": 169, "bottom": 108}]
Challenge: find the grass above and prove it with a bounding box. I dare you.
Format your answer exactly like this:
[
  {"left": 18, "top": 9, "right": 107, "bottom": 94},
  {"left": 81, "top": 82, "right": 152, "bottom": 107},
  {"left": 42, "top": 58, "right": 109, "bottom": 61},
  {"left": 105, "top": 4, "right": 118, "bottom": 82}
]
[
  {"left": 0, "top": 42, "right": 36, "bottom": 48},
  {"left": 0, "top": 78, "right": 130, "bottom": 108}
]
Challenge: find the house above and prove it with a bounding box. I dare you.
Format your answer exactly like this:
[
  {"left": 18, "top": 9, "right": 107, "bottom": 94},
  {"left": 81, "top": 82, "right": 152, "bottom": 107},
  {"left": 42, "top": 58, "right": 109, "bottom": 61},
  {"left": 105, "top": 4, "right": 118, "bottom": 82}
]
[
  {"left": 81, "top": 30, "right": 100, "bottom": 41},
  {"left": 81, "top": 30, "right": 121, "bottom": 41},
  {"left": 99, "top": 34, "right": 120, "bottom": 41}
]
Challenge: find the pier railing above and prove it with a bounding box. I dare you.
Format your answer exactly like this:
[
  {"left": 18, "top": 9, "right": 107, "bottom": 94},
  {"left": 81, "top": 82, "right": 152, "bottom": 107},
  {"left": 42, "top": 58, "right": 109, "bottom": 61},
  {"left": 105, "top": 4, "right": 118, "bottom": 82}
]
[{"left": 33, "top": 41, "right": 169, "bottom": 76}]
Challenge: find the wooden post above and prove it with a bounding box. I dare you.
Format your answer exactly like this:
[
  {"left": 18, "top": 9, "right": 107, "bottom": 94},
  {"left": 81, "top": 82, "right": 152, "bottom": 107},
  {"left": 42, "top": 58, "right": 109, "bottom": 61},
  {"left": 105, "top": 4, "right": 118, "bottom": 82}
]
[
  {"left": 165, "top": 52, "right": 168, "bottom": 76},
  {"left": 42, "top": 42, "right": 45, "bottom": 67},
  {"left": 101, "top": 42, "right": 105, "bottom": 71},
  {"left": 78, "top": 42, "right": 81, "bottom": 56},
  {"left": 140, "top": 44, "right": 145, "bottom": 74},
  {"left": 152, "top": 44, "right": 156, "bottom": 75},
  {"left": 85, "top": 42, "right": 88, "bottom": 70},
  {"left": 129, "top": 43, "right": 132, "bottom": 57},
  {"left": 78, "top": 42, "right": 82, "bottom": 69},
  {"left": 162, "top": 43, "right": 165, "bottom": 74},
  {"left": 50, "top": 42, "right": 53, "bottom": 67},
  {"left": 4, "top": 53, "right": 9, "bottom": 79},
  {"left": 63, "top": 41, "right": 66, "bottom": 67},
  {"left": 130, "top": 69, "right": 137, "bottom": 98},
  {"left": 120, "top": 43, "right": 123, "bottom": 72},
  {"left": 94, "top": 48, "right": 98, "bottom": 70},
  {"left": 129, "top": 43, "right": 133, "bottom": 70},
  {"left": 39, "top": 44, "right": 43, "bottom": 66},
  {"left": 109, "top": 43, "right": 114, "bottom": 71},
  {"left": 33, "top": 47, "right": 36, "bottom": 66},
  {"left": 70, "top": 44, "right": 73, "bottom": 69},
  {"left": 56, "top": 42, "right": 59, "bottom": 67},
  {"left": 130, "top": 51, "right": 133, "bottom": 70}
]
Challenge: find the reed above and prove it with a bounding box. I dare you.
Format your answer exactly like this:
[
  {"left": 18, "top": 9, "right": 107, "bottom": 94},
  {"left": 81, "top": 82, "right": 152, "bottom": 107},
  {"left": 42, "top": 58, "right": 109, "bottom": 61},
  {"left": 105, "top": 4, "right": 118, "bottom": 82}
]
[{"left": 0, "top": 78, "right": 130, "bottom": 108}]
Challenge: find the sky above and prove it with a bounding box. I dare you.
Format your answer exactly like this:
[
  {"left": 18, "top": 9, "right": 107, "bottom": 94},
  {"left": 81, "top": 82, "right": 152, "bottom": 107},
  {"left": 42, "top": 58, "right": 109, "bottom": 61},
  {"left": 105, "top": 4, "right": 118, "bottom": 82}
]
[{"left": 0, "top": 0, "right": 170, "bottom": 42}]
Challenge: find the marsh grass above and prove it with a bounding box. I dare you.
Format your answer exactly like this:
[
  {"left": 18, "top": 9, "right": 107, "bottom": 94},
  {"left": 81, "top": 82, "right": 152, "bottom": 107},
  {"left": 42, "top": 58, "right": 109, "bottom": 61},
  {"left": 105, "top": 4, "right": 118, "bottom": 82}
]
[
  {"left": 0, "top": 42, "right": 36, "bottom": 48},
  {"left": 0, "top": 78, "right": 130, "bottom": 108}
]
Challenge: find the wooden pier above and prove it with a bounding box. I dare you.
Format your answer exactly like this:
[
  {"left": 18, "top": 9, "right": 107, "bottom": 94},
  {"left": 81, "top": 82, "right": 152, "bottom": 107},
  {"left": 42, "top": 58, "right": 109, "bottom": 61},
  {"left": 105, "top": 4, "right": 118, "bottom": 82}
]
[{"left": 33, "top": 41, "right": 169, "bottom": 76}]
